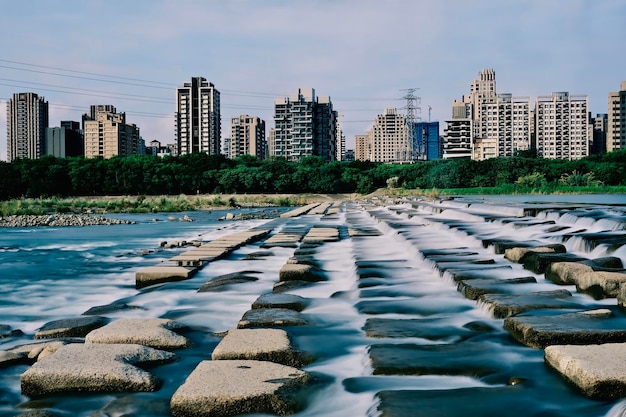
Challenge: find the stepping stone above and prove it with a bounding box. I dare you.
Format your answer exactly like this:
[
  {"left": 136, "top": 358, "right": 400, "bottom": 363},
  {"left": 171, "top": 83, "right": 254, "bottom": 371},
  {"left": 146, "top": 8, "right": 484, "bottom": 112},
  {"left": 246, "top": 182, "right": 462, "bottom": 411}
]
[
  {"left": 545, "top": 342, "right": 626, "bottom": 400},
  {"left": 238, "top": 308, "right": 310, "bottom": 329},
  {"left": 171, "top": 360, "right": 313, "bottom": 417},
  {"left": 363, "top": 318, "right": 495, "bottom": 340},
  {"left": 245, "top": 251, "right": 273, "bottom": 260},
  {"left": 252, "top": 293, "right": 309, "bottom": 312},
  {"left": 545, "top": 257, "right": 623, "bottom": 285},
  {"left": 0, "top": 350, "right": 26, "bottom": 367},
  {"left": 420, "top": 248, "right": 479, "bottom": 257},
  {"left": 375, "top": 386, "right": 544, "bottom": 417},
  {"left": 574, "top": 270, "right": 626, "bottom": 299},
  {"left": 21, "top": 343, "right": 175, "bottom": 398},
  {"left": 83, "top": 301, "right": 144, "bottom": 315},
  {"left": 0, "top": 324, "right": 23, "bottom": 339},
  {"left": 504, "top": 245, "right": 567, "bottom": 263},
  {"left": 272, "top": 280, "right": 314, "bottom": 294},
  {"left": 437, "top": 264, "right": 512, "bottom": 278},
  {"left": 457, "top": 276, "right": 537, "bottom": 300},
  {"left": 86, "top": 318, "right": 191, "bottom": 349},
  {"left": 504, "top": 309, "right": 626, "bottom": 348},
  {"left": 198, "top": 271, "right": 260, "bottom": 292},
  {"left": 355, "top": 299, "right": 473, "bottom": 316},
  {"left": 520, "top": 252, "right": 588, "bottom": 274},
  {"left": 8, "top": 340, "right": 79, "bottom": 363},
  {"left": 34, "top": 316, "right": 109, "bottom": 339},
  {"left": 478, "top": 290, "right": 581, "bottom": 319},
  {"left": 16, "top": 410, "right": 63, "bottom": 417},
  {"left": 212, "top": 328, "right": 309, "bottom": 367},
  {"left": 135, "top": 266, "right": 197, "bottom": 289},
  {"left": 279, "top": 264, "right": 325, "bottom": 282},
  {"left": 368, "top": 342, "right": 505, "bottom": 377}
]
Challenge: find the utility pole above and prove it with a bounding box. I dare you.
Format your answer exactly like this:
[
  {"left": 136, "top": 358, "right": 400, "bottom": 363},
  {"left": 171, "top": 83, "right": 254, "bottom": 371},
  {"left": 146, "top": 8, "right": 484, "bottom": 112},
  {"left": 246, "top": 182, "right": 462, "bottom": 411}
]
[{"left": 401, "top": 88, "right": 421, "bottom": 161}]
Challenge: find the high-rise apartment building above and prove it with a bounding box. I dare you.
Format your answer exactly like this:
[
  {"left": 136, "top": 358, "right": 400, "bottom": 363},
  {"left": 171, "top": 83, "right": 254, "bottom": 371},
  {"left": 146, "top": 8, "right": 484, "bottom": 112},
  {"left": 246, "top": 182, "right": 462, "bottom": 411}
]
[
  {"left": 230, "top": 115, "right": 266, "bottom": 159},
  {"left": 415, "top": 121, "right": 441, "bottom": 160},
  {"left": 607, "top": 81, "right": 626, "bottom": 152},
  {"left": 176, "top": 77, "right": 221, "bottom": 155},
  {"left": 6, "top": 92, "right": 49, "bottom": 161},
  {"left": 591, "top": 113, "right": 608, "bottom": 155},
  {"left": 271, "top": 88, "right": 338, "bottom": 162},
  {"left": 443, "top": 100, "right": 472, "bottom": 159},
  {"left": 82, "top": 105, "right": 141, "bottom": 158},
  {"left": 368, "top": 108, "right": 409, "bottom": 163},
  {"left": 45, "top": 121, "right": 83, "bottom": 157},
  {"left": 354, "top": 134, "right": 369, "bottom": 161},
  {"left": 535, "top": 92, "right": 589, "bottom": 160}
]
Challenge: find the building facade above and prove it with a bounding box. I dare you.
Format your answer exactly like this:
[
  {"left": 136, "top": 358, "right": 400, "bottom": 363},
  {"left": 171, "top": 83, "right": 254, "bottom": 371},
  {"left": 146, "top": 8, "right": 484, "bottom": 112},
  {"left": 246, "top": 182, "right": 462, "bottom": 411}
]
[
  {"left": 82, "top": 105, "right": 141, "bottom": 158},
  {"left": 354, "top": 134, "right": 369, "bottom": 161},
  {"left": 535, "top": 92, "right": 589, "bottom": 160},
  {"left": 591, "top": 113, "right": 608, "bottom": 155},
  {"left": 368, "top": 108, "right": 409, "bottom": 163},
  {"left": 271, "top": 88, "right": 338, "bottom": 162},
  {"left": 7, "top": 92, "right": 49, "bottom": 161},
  {"left": 45, "top": 121, "right": 83, "bottom": 157},
  {"left": 415, "top": 121, "right": 440, "bottom": 160},
  {"left": 176, "top": 77, "right": 221, "bottom": 155},
  {"left": 230, "top": 115, "right": 266, "bottom": 159},
  {"left": 607, "top": 81, "right": 626, "bottom": 152}
]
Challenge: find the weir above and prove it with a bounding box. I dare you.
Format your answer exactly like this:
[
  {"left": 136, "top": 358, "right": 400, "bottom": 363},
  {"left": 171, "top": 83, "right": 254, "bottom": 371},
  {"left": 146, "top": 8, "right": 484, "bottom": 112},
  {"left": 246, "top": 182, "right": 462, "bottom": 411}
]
[{"left": 0, "top": 195, "right": 626, "bottom": 416}]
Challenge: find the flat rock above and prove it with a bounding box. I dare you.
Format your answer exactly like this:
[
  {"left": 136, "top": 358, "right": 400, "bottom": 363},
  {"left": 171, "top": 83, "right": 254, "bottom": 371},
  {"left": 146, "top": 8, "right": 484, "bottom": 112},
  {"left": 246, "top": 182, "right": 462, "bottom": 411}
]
[
  {"left": 355, "top": 299, "right": 473, "bottom": 316},
  {"left": 0, "top": 324, "right": 23, "bottom": 338},
  {"left": 368, "top": 342, "right": 505, "bottom": 377},
  {"left": 545, "top": 257, "right": 624, "bottom": 285},
  {"left": 198, "top": 271, "right": 260, "bottom": 292},
  {"left": 545, "top": 343, "right": 626, "bottom": 400},
  {"left": 82, "top": 301, "right": 144, "bottom": 316},
  {"left": 16, "top": 411, "right": 63, "bottom": 417},
  {"left": 170, "top": 360, "right": 312, "bottom": 417},
  {"left": 520, "top": 252, "right": 588, "bottom": 274},
  {"left": 212, "top": 328, "right": 309, "bottom": 367},
  {"left": 575, "top": 271, "right": 626, "bottom": 299},
  {"left": 252, "top": 293, "right": 309, "bottom": 312},
  {"left": 504, "top": 245, "right": 565, "bottom": 263},
  {"left": 363, "top": 318, "right": 495, "bottom": 340},
  {"left": 272, "top": 280, "right": 314, "bottom": 294},
  {"left": 8, "top": 340, "right": 79, "bottom": 362},
  {"left": 135, "top": 266, "right": 197, "bottom": 289},
  {"left": 20, "top": 343, "right": 175, "bottom": 398},
  {"left": 457, "top": 276, "right": 537, "bottom": 300},
  {"left": 0, "top": 350, "right": 26, "bottom": 367},
  {"left": 238, "top": 308, "right": 311, "bottom": 329},
  {"left": 444, "top": 267, "right": 519, "bottom": 283},
  {"left": 85, "top": 318, "right": 191, "bottom": 349},
  {"left": 34, "top": 316, "right": 109, "bottom": 339},
  {"left": 503, "top": 309, "right": 626, "bottom": 348},
  {"left": 478, "top": 290, "right": 580, "bottom": 319},
  {"left": 279, "top": 263, "right": 325, "bottom": 282}
]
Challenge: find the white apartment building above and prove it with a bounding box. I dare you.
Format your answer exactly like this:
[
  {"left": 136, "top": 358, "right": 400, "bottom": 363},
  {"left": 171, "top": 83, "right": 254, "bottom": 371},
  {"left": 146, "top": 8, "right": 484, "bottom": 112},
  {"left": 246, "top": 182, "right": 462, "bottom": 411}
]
[
  {"left": 368, "top": 108, "right": 409, "bottom": 163},
  {"left": 607, "top": 81, "right": 626, "bottom": 152},
  {"left": 230, "top": 115, "right": 266, "bottom": 159},
  {"left": 176, "top": 77, "right": 221, "bottom": 155},
  {"left": 7, "top": 92, "right": 48, "bottom": 161},
  {"left": 354, "top": 134, "right": 369, "bottom": 161},
  {"left": 443, "top": 118, "right": 472, "bottom": 159},
  {"left": 535, "top": 92, "right": 589, "bottom": 160}
]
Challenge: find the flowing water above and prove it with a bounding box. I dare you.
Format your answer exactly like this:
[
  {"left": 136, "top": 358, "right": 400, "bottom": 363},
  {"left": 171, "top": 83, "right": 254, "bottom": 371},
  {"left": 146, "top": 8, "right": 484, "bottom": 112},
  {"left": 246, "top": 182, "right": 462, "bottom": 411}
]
[{"left": 0, "top": 195, "right": 626, "bottom": 417}]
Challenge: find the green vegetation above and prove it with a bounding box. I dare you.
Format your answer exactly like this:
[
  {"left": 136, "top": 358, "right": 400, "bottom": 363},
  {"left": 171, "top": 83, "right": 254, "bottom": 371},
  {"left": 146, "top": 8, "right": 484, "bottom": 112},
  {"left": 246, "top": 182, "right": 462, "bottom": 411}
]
[{"left": 0, "top": 150, "right": 624, "bottom": 216}]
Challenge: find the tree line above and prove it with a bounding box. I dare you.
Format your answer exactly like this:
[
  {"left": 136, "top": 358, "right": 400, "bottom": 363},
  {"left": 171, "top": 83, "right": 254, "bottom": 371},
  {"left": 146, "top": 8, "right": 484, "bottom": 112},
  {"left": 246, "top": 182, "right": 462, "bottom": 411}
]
[{"left": 1, "top": 150, "right": 625, "bottom": 200}]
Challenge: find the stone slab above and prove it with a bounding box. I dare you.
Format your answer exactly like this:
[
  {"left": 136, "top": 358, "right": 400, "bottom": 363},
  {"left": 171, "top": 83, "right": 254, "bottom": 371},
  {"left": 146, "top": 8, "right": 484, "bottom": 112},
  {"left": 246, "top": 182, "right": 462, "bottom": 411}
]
[
  {"left": 86, "top": 318, "right": 190, "bottom": 349},
  {"left": 20, "top": 343, "right": 175, "bottom": 398},
  {"left": 363, "top": 317, "right": 495, "bottom": 340},
  {"left": 212, "top": 328, "right": 309, "bottom": 367},
  {"left": 520, "top": 252, "right": 588, "bottom": 274},
  {"left": 198, "top": 271, "right": 260, "bottom": 292},
  {"left": 545, "top": 342, "right": 626, "bottom": 400},
  {"left": 575, "top": 271, "right": 626, "bottom": 299},
  {"left": 252, "top": 293, "right": 309, "bottom": 312},
  {"left": 238, "top": 308, "right": 310, "bottom": 329},
  {"left": 170, "top": 360, "right": 312, "bottom": 417},
  {"left": 457, "top": 276, "right": 537, "bottom": 300},
  {"left": 0, "top": 350, "right": 26, "bottom": 367},
  {"left": 8, "top": 340, "right": 79, "bottom": 362},
  {"left": 135, "top": 266, "right": 197, "bottom": 289},
  {"left": 34, "top": 316, "right": 109, "bottom": 339},
  {"left": 279, "top": 263, "right": 325, "bottom": 282},
  {"left": 504, "top": 245, "right": 563, "bottom": 263},
  {"left": 503, "top": 309, "right": 626, "bottom": 348},
  {"left": 479, "top": 290, "right": 580, "bottom": 319}
]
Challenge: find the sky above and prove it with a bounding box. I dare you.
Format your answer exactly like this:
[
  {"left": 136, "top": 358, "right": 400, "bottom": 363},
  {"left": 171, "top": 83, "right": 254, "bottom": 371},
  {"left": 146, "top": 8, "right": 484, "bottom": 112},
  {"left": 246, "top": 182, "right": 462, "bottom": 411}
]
[{"left": 1, "top": 0, "right": 625, "bottom": 161}]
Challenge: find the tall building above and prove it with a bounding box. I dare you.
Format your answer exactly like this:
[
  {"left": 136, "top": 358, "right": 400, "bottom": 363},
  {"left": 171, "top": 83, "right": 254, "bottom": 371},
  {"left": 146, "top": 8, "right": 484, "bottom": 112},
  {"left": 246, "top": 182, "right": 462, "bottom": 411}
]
[
  {"left": 368, "top": 108, "right": 408, "bottom": 163},
  {"left": 176, "top": 77, "right": 221, "bottom": 155},
  {"left": 82, "top": 105, "right": 141, "bottom": 158},
  {"left": 6, "top": 92, "right": 49, "bottom": 161},
  {"left": 535, "top": 92, "right": 589, "bottom": 160},
  {"left": 45, "top": 121, "right": 83, "bottom": 157},
  {"left": 607, "top": 81, "right": 626, "bottom": 152},
  {"left": 591, "top": 113, "right": 608, "bottom": 155},
  {"left": 443, "top": 100, "right": 472, "bottom": 159},
  {"left": 230, "top": 115, "right": 266, "bottom": 159},
  {"left": 415, "top": 121, "right": 440, "bottom": 160},
  {"left": 354, "top": 134, "right": 369, "bottom": 161},
  {"left": 271, "top": 88, "right": 338, "bottom": 162}
]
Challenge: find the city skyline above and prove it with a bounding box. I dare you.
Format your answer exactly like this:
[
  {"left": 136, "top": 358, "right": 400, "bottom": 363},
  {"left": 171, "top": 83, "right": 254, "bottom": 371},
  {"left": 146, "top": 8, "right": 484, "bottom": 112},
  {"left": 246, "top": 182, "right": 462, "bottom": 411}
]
[{"left": 1, "top": 0, "right": 625, "bottom": 161}]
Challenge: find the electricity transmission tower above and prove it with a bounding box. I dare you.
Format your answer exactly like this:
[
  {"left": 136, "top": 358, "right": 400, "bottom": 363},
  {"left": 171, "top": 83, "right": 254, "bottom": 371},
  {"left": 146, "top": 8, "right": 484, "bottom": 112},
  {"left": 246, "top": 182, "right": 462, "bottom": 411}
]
[{"left": 401, "top": 88, "right": 422, "bottom": 161}]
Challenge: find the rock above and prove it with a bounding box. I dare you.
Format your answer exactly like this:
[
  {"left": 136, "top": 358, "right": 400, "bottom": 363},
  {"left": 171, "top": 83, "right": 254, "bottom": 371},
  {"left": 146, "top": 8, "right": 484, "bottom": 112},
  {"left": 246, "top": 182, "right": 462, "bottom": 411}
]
[
  {"left": 273, "top": 280, "right": 314, "bottom": 294},
  {"left": 225, "top": 212, "right": 235, "bottom": 220},
  {"left": 170, "top": 360, "right": 313, "bottom": 417},
  {"left": 478, "top": 290, "right": 580, "bottom": 319},
  {"left": 34, "top": 316, "right": 109, "bottom": 339},
  {"left": 279, "top": 264, "right": 325, "bottom": 282},
  {"left": 198, "top": 272, "right": 260, "bottom": 292},
  {"left": 91, "top": 396, "right": 171, "bottom": 417},
  {"left": 545, "top": 343, "right": 626, "bottom": 400},
  {"left": 457, "top": 276, "right": 537, "bottom": 300},
  {"left": 575, "top": 271, "right": 626, "bottom": 299},
  {"left": 20, "top": 343, "right": 175, "bottom": 398},
  {"left": 0, "top": 350, "right": 27, "bottom": 367},
  {"left": 520, "top": 252, "right": 588, "bottom": 274},
  {"left": 545, "top": 257, "right": 624, "bottom": 285},
  {"left": 0, "top": 324, "right": 23, "bottom": 339},
  {"left": 504, "top": 245, "right": 566, "bottom": 263},
  {"left": 363, "top": 318, "right": 493, "bottom": 340},
  {"left": 135, "top": 266, "right": 197, "bottom": 289},
  {"left": 7, "top": 340, "right": 80, "bottom": 362},
  {"left": 86, "top": 318, "right": 191, "bottom": 349},
  {"left": 503, "top": 309, "right": 626, "bottom": 348},
  {"left": 238, "top": 308, "right": 311, "bottom": 329},
  {"left": 212, "top": 328, "right": 309, "bottom": 367},
  {"left": 252, "top": 293, "right": 309, "bottom": 312},
  {"left": 16, "top": 410, "right": 64, "bottom": 417},
  {"left": 83, "top": 301, "right": 144, "bottom": 315}
]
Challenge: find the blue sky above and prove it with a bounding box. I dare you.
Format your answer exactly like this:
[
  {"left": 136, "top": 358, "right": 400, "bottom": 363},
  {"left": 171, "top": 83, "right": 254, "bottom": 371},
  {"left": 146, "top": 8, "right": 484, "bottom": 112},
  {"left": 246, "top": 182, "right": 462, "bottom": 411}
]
[{"left": 1, "top": 0, "right": 624, "bottom": 160}]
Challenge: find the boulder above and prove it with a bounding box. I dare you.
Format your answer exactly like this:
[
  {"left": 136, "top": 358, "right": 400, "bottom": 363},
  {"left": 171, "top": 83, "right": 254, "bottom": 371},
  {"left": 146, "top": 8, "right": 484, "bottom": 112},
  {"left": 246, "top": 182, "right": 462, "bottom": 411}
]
[
  {"left": 0, "top": 350, "right": 26, "bottom": 367},
  {"left": 34, "top": 316, "right": 109, "bottom": 339},
  {"left": 86, "top": 318, "right": 191, "bottom": 349},
  {"left": 20, "top": 343, "right": 175, "bottom": 397},
  {"left": 504, "top": 245, "right": 565, "bottom": 263},
  {"left": 212, "top": 328, "right": 309, "bottom": 367},
  {"left": 520, "top": 252, "right": 588, "bottom": 274},
  {"left": 170, "top": 360, "right": 313, "bottom": 417},
  {"left": 198, "top": 272, "right": 259, "bottom": 292},
  {"left": 545, "top": 257, "right": 624, "bottom": 285},
  {"left": 545, "top": 343, "right": 626, "bottom": 400}
]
